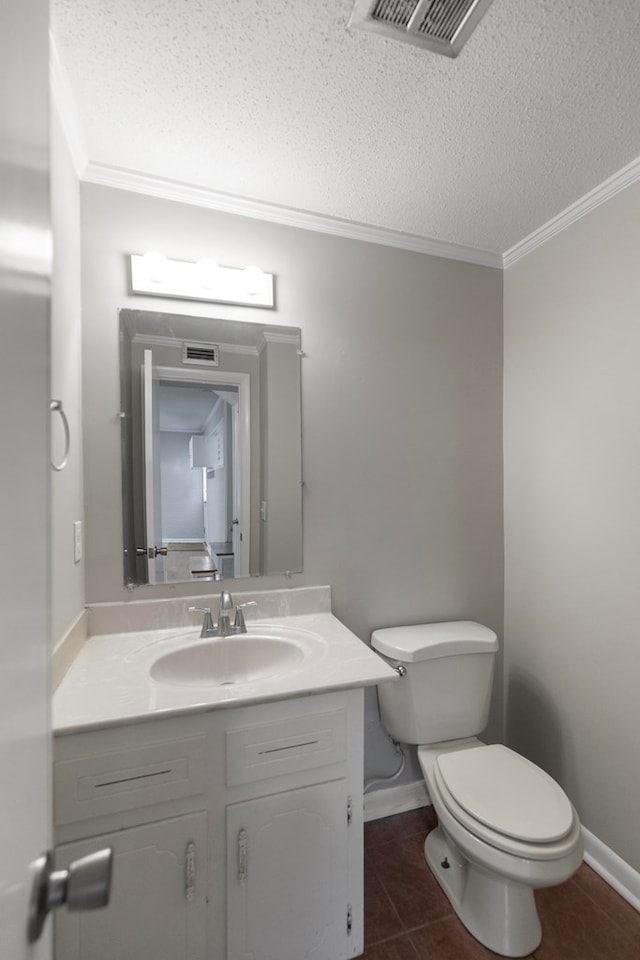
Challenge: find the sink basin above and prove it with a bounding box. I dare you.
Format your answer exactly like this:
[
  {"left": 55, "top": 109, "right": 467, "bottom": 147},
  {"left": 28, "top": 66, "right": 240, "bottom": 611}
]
[{"left": 150, "top": 635, "right": 306, "bottom": 686}]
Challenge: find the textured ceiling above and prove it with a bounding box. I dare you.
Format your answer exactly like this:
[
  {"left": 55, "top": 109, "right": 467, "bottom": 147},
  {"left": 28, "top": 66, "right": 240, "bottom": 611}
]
[{"left": 51, "top": 0, "right": 640, "bottom": 256}]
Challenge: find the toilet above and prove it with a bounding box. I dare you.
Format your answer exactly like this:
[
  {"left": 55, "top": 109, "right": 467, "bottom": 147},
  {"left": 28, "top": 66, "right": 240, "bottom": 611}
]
[{"left": 371, "top": 621, "right": 583, "bottom": 958}]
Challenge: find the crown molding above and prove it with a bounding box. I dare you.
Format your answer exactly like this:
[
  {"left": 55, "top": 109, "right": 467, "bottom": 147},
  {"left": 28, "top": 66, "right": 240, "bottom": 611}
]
[
  {"left": 49, "top": 33, "right": 88, "bottom": 178},
  {"left": 82, "top": 162, "right": 503, "bottom": 269},
  {"left": 503, "top": 154, "right": 640, "bottom": 268},
  {"left": 45, "top": 43, "right": 640, "bottom": 275}
]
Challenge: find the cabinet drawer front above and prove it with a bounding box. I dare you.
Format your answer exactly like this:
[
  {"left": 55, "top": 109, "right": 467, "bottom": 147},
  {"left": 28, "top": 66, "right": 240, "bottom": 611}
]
[
  {"left": 226, "top": 709, "right": 346, "bottom": 787},
  {"left": 55, "top": 736, "right": 206, "bottom": 826}
]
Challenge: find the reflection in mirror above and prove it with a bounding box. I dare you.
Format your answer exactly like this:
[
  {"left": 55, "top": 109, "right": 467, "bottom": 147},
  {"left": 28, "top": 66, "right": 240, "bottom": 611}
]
[{"left": 120, "top": 309, "right": 302, "bottom": 586}]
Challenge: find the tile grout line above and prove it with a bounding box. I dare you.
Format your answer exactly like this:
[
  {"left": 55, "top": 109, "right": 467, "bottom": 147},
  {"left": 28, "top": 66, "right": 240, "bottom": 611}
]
[
  {"left": 365, "top": 811, "right": 639, "bottom": 960},
  {"left": 567, "top": 875, "right": 640, "bottom": 952},
  {"left": 365, "top": 827, "right": 428, "bottom": 949},
  {"left": 366, "top": 825, "right": 458, "bottom": 950},
  {"left": 365, "top": 869, "right": 406, "bottom": 947}
]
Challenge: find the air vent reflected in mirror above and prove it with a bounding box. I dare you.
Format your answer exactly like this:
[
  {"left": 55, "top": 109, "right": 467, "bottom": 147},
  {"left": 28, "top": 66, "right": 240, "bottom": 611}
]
[{"left": 182, "top": 342, "right": 220, "bottom": 366}]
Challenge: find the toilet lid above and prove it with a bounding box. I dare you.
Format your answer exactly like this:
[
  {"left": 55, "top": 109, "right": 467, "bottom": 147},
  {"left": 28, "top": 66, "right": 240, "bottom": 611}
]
[{"left": 436, "top": 745, "right": 574, "bottom": 843}]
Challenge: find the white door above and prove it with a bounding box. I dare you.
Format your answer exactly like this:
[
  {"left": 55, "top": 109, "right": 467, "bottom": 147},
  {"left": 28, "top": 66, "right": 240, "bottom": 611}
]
[
  {"left": 230, "top": 402, "right": 243, "bottom": 576},
  {"left": 229, "top": 387, "right": 251, "bottom": 578},
  {"left": 142, "top": 349, "right": 158, "bottom": 583},
  {"left": 0, "top": 234, "right": 52, "bottom": 957},
  {"left": 155, "top": 366, "right": 251, "bottom": 577},
  {"left": 0, "top": 0, "right": 52, "bottom": 957},
  {"left": 1, "top": 5, "right": 112, "bottom": 954}
]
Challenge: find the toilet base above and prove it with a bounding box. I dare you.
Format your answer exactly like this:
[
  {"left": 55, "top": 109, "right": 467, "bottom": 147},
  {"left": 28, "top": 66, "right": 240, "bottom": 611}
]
[{"left": 425, "top": 827, "right": 542, "bottom": 958}]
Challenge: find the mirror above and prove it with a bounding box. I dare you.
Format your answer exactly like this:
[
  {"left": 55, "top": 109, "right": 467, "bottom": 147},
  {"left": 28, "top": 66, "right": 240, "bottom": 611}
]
[{"left": 120, "top": 309, "right": 302, "bottom": 586}]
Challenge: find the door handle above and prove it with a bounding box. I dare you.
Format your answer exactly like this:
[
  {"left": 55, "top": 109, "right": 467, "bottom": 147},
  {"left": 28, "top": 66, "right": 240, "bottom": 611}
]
[
  {"left": 135, "top": 545, "right": 169, "bottom": 557},
  {"left": 27, "top": 847, "right": 113, "bottom": 943}
]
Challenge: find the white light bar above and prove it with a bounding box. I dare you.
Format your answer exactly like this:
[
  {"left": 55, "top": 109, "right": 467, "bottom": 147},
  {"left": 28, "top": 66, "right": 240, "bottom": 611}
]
[{"left": 129, "top": 254, "right": 275, "bottom": 308}]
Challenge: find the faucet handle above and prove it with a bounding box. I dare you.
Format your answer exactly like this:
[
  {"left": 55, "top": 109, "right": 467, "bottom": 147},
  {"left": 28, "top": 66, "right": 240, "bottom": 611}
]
[
  {"left": 188, "top": 606, "right": 214, "bottom": 635},
  {"left": 233, "top": 601, "right": 258, "bottom": 633}
]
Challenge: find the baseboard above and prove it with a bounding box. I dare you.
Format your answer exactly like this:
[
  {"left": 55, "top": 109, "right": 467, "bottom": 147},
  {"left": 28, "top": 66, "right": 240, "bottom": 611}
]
[
  {"left": 582, "top": 827, "right": 640, "bottom": 912},
  {"left": 363, "top": 780, "right": 430, "bottom": 823}
]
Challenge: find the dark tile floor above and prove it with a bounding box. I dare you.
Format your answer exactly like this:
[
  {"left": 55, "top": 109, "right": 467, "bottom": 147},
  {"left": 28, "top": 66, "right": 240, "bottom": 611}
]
[{"left": 363, "top": 807, "right": 640, "bottom": 960}]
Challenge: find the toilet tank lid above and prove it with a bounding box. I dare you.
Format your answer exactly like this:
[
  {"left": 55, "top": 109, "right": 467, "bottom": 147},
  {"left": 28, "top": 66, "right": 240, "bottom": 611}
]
[{"left": 371, "top": 621, "right": 498, "bottom": 662}]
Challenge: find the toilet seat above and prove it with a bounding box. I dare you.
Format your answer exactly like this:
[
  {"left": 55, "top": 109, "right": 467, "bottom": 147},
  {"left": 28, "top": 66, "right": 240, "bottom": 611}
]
[
  {"left": 437, "top": 744, "right": 574, "bottom": 842},
  {"left": 432, "top": 744, "right": 579, "bottom": 861}
]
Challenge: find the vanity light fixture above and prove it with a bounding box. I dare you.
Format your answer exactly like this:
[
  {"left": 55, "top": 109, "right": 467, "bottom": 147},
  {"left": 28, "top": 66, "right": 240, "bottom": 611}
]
[
  {"left": 130, "top": 253, "right": 274, "bottom": 308},
  {"left": 242, "top": 264, "right": 265, "bottom": 296},
  {"left": 194, "top": 257, "right": 219, "bottom": 289},
  {"left": 141, "top": 250, "right": 168, "bottom": 283}
]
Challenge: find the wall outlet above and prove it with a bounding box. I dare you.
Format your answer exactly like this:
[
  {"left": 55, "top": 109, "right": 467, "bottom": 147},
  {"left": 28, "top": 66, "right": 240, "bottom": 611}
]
[{"left": 73, "top": 520, "right": 82, "bottom": 563}]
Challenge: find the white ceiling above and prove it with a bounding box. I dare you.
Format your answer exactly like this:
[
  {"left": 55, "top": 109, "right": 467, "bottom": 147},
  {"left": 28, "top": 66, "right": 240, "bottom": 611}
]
[{"left": 51, "top": 0, "right": 640, "bottom": 262}]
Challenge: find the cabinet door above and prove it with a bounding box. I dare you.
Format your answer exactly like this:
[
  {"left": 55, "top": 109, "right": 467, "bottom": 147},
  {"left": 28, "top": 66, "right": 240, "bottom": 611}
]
[
  {"left": 55, "top": 812, "right": 207, "bottom": 960},
  {"left": 227, "top": 780, "right": 348, "bottom": 960}
]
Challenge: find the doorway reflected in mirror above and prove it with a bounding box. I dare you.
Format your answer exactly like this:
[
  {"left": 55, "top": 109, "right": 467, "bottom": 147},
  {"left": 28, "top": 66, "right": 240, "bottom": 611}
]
[{"left": 119, "top": 309, "right": 302, "bottom": 587}]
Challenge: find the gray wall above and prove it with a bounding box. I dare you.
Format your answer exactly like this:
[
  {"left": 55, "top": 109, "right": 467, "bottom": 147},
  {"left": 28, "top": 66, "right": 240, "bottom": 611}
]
[
  {"left": 51, "top": 105, "right": 84, "bottom": 645},
  {"left": 80, "top": 184, "right": 504, "bottom": 777},
  {"left": 504, "top": 179, "right": 640, "bottom": 870}
]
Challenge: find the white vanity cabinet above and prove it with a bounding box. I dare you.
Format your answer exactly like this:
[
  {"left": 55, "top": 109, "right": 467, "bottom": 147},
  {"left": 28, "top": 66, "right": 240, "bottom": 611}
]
[{"left": 53, "top": 688, "right": 365, "bottom": 960}]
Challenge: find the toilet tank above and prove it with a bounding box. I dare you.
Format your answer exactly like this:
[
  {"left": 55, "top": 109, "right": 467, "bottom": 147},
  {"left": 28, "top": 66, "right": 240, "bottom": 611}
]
[{"left": 371, "top": 622, "right": 498, "bottom": 745}]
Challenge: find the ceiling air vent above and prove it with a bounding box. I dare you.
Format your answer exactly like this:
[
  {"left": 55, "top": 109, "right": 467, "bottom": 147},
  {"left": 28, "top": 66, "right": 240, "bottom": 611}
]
[
  {"left": 182, "top": 342, "right": 220, "bottom": 366},
  {"left": 349, "top": 0, "right": 494, "bottom": 58}
]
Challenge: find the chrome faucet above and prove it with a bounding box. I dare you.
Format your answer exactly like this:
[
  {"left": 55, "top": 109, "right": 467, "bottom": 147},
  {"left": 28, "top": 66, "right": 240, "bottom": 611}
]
[
  {"left": 189, "top": 593, "right": 257, "bottom": 637},
  {"left": 217, "top": 590, "right": 234, "bottom": 637}
]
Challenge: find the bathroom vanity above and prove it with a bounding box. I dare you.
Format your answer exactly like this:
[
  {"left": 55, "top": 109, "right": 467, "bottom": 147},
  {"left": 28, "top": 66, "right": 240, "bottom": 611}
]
[{"left": 52, "top": 589, "right": 396, "bottom": 960}]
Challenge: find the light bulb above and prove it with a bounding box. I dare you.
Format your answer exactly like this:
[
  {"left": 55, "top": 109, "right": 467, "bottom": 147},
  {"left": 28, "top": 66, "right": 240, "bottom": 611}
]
[
  {"left": 195, "top": 258, "right": 219, "bottom": 289},
  {"left": 242, "top": 265, "right": 264, "bottom": 296},
  {"left": 142, "top": 250, "right": 168, "bottom": 283}
]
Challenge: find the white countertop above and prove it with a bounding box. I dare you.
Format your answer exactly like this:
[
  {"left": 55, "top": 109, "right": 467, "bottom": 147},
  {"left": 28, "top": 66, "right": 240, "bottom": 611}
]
[{"left": 53, "top": 612, "right": 398, "bottom": 735}]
